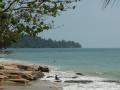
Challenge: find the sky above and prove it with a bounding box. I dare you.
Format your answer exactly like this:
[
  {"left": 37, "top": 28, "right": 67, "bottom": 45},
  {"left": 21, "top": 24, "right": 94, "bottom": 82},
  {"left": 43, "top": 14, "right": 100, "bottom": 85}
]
[{"left": 40, "top": 0, "right": 120, "bottom": 48}]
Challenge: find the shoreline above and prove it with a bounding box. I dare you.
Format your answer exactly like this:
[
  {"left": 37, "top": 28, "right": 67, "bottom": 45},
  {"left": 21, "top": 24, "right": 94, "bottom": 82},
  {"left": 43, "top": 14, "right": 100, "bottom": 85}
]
[
  {"left": 2, "top": 80, "right": 62, "bottom": 90},
  {"left": 0, "top": 60, "right": 120, "bottom": 90},
  {"left": 0, "top": 61, "right": 62, "bottom": 90}
]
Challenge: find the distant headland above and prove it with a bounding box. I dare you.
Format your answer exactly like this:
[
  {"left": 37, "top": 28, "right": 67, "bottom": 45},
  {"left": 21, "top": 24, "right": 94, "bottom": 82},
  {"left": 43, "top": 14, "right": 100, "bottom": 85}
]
[{"left": 10, "top": 35, "right": 82, "bottom": 48}]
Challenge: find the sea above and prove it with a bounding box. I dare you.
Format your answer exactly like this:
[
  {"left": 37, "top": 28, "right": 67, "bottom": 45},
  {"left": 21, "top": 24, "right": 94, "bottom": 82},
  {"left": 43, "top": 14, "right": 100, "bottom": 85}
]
[{"left": 1, "top": 48, "right": 120, "bottom": 90}]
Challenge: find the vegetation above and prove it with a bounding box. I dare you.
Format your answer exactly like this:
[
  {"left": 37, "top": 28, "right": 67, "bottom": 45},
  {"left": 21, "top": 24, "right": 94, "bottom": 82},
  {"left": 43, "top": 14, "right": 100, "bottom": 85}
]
[
  {"left": 0, "top": 0, "right": 79, "bottom": 49},
  {"left": 0, "top": 0, "right": 115, "bottom": 49},
  {"left": 10, "top": 35, "right": 82, "bottom": 48}
]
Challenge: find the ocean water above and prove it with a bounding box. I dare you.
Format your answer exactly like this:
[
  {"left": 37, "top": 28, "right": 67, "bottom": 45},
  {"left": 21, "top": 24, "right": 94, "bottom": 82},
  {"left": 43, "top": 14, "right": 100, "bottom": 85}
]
[{"left": 1, "top": 48, "right": 120, "bottom": 90}]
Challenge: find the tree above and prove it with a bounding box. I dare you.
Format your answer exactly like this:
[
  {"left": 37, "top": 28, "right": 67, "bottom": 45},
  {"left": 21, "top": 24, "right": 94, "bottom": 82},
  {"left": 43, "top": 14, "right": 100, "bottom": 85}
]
[
  {"left": 0, "top": 0, "right": 114, "bottom": 49},
  {"left": 0, "top": 0, "right": 79, "bottom": 49}
]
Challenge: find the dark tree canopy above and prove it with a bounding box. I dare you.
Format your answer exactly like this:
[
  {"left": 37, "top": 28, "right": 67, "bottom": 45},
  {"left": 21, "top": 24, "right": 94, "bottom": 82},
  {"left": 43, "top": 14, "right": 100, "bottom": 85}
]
[
  {"left": 0, "top": 0, "right": 79, "bottom": 49},
  {"left": 10, "top": 35, "right": 82, "bottom": 48}
]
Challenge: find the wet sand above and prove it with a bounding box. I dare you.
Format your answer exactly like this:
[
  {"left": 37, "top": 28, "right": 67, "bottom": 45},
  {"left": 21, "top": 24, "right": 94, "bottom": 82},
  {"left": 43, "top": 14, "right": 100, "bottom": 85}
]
[{"left": 0, "top": 80, "right": 62, "bottom": 90}]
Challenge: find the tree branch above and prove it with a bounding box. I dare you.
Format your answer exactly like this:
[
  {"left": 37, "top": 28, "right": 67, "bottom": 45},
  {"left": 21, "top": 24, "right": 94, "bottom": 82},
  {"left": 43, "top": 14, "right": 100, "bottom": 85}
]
[
  {"left": 37, "top": 1, "right": 44, "bottom": 7},
  {"left": 13, "top": 7, "right": 31, "bottom": 10},
  {"left": 2, "top": 0, "right": 17, "bottom": 12},
  {"left": 13, "top": 1, "right": 44, "bottom": 11},
  {"left": 19, "top": 0, "right": 37, "bottom": 5}
]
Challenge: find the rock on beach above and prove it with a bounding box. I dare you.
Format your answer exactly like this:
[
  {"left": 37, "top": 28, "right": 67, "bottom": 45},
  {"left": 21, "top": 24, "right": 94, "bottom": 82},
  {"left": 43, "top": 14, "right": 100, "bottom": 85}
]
[{"left": 0, "top": 62, "right": 50, "bottom": 86}]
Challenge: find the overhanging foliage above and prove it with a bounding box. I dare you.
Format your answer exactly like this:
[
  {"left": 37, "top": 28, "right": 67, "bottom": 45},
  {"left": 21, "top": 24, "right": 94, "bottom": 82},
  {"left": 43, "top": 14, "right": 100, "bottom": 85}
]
[{"left": 0, "top": 0, "right": 79, "bottom": 49}]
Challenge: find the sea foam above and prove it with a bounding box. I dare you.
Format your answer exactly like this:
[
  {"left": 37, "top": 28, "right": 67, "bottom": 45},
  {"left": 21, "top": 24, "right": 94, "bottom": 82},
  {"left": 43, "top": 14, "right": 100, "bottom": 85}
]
[
  {"left": 1, "top": 58, "right": 120, "bottom": 90},
  {"left": 42, "top": 68, "right": 120, "bottom": 90}
]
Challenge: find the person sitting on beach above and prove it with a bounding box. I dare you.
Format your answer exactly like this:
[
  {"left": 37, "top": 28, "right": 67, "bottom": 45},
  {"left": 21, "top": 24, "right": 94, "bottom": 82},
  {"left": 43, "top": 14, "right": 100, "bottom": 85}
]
[{"left": 55, "top": 75, "right": 59, "bottom": 80}]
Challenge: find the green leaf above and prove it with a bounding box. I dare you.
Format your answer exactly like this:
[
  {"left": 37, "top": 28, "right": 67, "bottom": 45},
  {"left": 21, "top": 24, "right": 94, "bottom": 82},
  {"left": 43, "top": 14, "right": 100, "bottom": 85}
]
[
  {"left": 0, "top": 0, "right": 2, "bottom": 2},
  {"left": 0, "top": 3, "right": 4, "bottom": 8}
]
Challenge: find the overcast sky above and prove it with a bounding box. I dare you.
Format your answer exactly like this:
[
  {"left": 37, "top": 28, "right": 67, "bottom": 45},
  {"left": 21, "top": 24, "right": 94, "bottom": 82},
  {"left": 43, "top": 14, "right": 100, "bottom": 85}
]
[{"left": 40, "top": 0, "right": 120, "bottom": 48}]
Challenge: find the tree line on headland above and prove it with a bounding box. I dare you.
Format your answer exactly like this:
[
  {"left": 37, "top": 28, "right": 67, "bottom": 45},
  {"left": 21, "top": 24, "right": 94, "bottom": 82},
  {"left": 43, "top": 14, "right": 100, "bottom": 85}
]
[
  {"left": 0, "top": 0, "right": 113, "bottom": 49},
  {"left": 10, "top": 35, "right": 82, "bottom": 48}
]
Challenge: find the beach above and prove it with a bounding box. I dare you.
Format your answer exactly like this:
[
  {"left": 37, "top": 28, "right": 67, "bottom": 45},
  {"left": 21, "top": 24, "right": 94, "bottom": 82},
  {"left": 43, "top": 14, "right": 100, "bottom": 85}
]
[
  {"left": 1, "top": 48, "right": 120, "bottom": 90},
  {"left": 0, "top": 60, "right": 120, "bottom": 90},
  {"left": 0, "top": 61, "right": 62, "bottom": 90},
  {"left": 3, "top": 80, "right": 62, "bottom": 90}
]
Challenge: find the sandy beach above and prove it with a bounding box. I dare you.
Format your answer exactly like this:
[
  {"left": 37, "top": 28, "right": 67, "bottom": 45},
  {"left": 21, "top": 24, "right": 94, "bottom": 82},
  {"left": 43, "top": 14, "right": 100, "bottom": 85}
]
[
  {"left": 0, "top": 61, "right": 62, "bottom": 90},
  {"left": 2, "top": 80, "right": 62, "bottom": 90}
]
